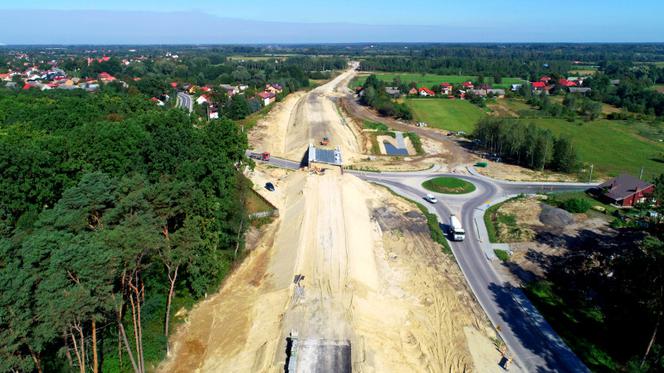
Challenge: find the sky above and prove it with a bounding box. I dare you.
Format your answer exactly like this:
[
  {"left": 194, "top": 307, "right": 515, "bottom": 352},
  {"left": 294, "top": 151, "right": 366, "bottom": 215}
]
[{"left": 1, "top": 0, "right": 663, "bottom": 44}]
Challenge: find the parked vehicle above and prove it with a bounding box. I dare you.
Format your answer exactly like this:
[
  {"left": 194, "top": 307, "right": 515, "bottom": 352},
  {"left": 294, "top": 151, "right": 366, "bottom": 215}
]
[
  {"left": 265, "top": 182, "right": 275, "bottom": 192},
  {"left": 424, "top": 194, "right": 438, "bottom": 203},
  {"left": 449, "top": 215, "right": 465, "bottom": 241}
]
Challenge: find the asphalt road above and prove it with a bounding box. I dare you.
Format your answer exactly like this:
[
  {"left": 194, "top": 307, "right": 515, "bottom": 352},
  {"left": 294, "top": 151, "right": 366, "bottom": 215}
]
[
  {"left": 176, "top": 91, "right": 193, "bottom": 113},
  {"left": 351, "top": 169, "right": 593, "bottom": 373}
]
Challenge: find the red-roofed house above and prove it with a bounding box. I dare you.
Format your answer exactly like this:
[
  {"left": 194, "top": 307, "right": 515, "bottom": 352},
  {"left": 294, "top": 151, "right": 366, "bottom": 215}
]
[
  {"left": 559, "top": 78, "right": 577, "bottom": 87},
  {"left": 419, "top": 87, "right": 435, "bottom": 97},
  {"left": 408, "top": 87, "right": 418, "bottom": 95},
  {"left": 22, "top": 83, "right": 32, "bottom": 90},
  {"left": 98, "top": 72, "right": 116, "bottom": 83},
  {"left": 200, "top": 86, "right": 212, "bottom": 92},
  {"left": 258, "top": 91, "right": 276, "bottom": 106},
  {"left": 170, "top": 82, "right": 178, "bottom": 89},
  {"left": 532, "top": 81, "right": 546, "bottom": 90},
  {"left": 540, "top": 76, "right": 552, "bottom": 83},
  {"left": 462, "top": 81, "right": 474, "bottom": 89},
  {"left": 0, "top": 73, "right": 10, "bottom": 81},
  {"left": 196, "top": 94, "right": 211, "bottom": 105},
  {"left": 440, "top": 82, "right": 452, "bottom": 95}
]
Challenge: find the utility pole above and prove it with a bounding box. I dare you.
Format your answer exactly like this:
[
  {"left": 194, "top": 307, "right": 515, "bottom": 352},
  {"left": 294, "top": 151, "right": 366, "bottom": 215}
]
[{"left": 588, "top": 164, "right": 594, "bottom": 183}]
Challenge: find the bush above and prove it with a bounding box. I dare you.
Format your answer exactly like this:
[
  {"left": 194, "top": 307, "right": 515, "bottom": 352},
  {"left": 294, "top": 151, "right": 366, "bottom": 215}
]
[
  {"left": 560, "top": 198, "right": 593, "bottom": 213},
  {"left": 494, "top": 249, "right": 510, "bottom": 262}
]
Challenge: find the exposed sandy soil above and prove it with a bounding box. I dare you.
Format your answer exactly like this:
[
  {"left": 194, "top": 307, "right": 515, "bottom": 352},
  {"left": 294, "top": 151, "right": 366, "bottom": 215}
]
[
  {"left": 249, "top": 67, "right": 363, "bottom": 163},
  {"left": 476, "top": 160, "right": 580, "bottom": 182},
  {"left": 161, "top": 66, "right": 505, "bottom": 372},
  {"left": 161, "top": 168, "right": 502, "bottom": 373}
]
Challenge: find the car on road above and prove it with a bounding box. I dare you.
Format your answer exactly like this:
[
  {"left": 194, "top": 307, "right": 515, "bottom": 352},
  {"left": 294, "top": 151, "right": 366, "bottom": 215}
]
[
  {"left": 424, "top": 194, "right": 437, "bottom": 203},
  {"left": 265, "top": 182, "right": 275, "bottom": 192}
]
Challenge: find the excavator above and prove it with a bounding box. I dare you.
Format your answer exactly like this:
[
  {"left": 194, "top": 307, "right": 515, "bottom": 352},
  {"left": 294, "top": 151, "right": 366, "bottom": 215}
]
[{"left": 320, "top": 136, "right": 329, "bottom": 146}]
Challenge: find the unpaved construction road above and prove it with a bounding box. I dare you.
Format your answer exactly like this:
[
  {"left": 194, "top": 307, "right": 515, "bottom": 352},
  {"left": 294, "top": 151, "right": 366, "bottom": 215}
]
[{"left": 160, "top": 65, "right": 506, "bottom": 373}]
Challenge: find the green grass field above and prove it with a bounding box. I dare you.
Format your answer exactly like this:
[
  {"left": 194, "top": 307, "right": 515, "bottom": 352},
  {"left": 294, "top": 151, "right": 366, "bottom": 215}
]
[
  {"left": 523, "top": 118, "right": 664, "bottom": 178},
  {"left": 405, "top": 98, "right": 486, "bottom": 133},
  {"left": 422, "top": 177, "right": 476, "bottom": 194},
  {"left": 353, "top": 72, "right": 526, "bottom": 89}
]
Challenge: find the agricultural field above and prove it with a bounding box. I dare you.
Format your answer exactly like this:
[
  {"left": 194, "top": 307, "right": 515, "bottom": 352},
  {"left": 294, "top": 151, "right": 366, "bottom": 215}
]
[
  {"left": 353, "top": 72, "right": 526, "bottom": 89},
  {"left": 523, "top": 118, "right": 664, "bottom": 178},
  {"left": 406, "top": 98, "right": 486, "bottom": 133}
]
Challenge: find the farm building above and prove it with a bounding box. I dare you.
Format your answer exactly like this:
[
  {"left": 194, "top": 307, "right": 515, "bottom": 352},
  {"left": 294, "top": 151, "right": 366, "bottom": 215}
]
[{"left": 596, "top": 174, "right": 655, "bottom": 207}]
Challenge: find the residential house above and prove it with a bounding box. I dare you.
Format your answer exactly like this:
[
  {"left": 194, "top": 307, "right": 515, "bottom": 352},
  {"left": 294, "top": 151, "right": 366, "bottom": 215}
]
[
  {"left": 266, "top": 83, "right": 283, "bottom": 94},
  {"left": 408, "top": 87, "right": 418, "bottom": 95},
  {"left": 596, "top": 174, "right": 655, "bottom": 207},
  {"left": 258, "top": 91, "right": 277, "bottom": 106},
  {"left": 487, "top": 89, "right": 506, "bottom": 98},
  {"left": 511, "top": 83, "right": 523, "bottom": 91},
  {"left": 384, "top": 86, "right": 401, "bottom": 98},
  {"left": 468, "top": 89, "right": 487, "bottom": 97},
  {"left": 196, "top": 94, "right": 210, "bottom": 105},
  {"left": 531, "top": 81, "right": 547, "bottom": 92},
  {"left": 539, "top": 76, "right": 552, "bottom": 83},
  {"left": 219, "top": 84, "right": 240, "bottom": 96},
  {"left": 208, "top": 105, "right": 219, "bottom": 120},
  {"left": 462, "top": 81, "right": 474, "bottom": 89},
  {"left": 0, "top": 73, "right": 11, "bottom": 81},
  {"left": 440, "top": 82, "right": 452, "bottom": 95},
  {"left": 150, "top": 97, "right": 165, "bottom": 106},
  {"left": 558, "top": 78, "right": 577, "bottom": 88},
  {"left": 98, "top": 72, "right": 116, "bottom": 83},
  {"left": 610, "top": 79, "right": 621, "bottom": 85},
  {"left": 419, "top": 87, "right": 435, "bottom": 97}
]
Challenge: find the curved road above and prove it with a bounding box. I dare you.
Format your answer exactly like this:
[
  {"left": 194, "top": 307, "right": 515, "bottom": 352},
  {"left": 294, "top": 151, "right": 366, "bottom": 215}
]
[
  {"left": 176, "top": 91, "right": 193, "bottom": 113},
  {"left": 351, "top": 170, "right": 593, "bottom": 373}
]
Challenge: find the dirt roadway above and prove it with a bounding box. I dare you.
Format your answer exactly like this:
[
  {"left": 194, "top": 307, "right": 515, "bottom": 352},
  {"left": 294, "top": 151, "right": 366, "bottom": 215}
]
[
  {"left": 160, "top": 66, "right": 505, "bottom": 372},
  {"left": 160, "top": 169, "right": 502, "bottom": 372},
  {"left": 250, "top": 66, "right": 362, "bottom": 162}
]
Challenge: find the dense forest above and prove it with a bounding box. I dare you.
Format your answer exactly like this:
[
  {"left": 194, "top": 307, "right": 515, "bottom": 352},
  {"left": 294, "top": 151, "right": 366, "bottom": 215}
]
[{"left": 0, "top": 89, "right": 249, "bottom": 372}]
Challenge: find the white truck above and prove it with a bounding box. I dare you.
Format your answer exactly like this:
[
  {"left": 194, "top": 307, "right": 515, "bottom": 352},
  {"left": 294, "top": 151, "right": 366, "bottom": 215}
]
[{"left": 449, "top": 215, "right": 465, "bottom": 241}]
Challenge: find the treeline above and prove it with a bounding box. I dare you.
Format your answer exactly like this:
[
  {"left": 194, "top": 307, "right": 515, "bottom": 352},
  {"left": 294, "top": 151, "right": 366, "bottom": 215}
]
[
  {"left": 586, "top": 74, "right": 664, "bottom": 117},
  {"left": 360, "top": 74, "right": 412, "bottom": 119},
  {"left": 359, "top": 56, "right": 570, "bottom": 82},
  {"left": 473, "top": 118, "right": 577, "bottom": 172},
  {"left": 521, "top": 90, "right": 603, "bottom": 121},
  {"left": 0, "top": 89, "right": 249, "bottom": 372}
]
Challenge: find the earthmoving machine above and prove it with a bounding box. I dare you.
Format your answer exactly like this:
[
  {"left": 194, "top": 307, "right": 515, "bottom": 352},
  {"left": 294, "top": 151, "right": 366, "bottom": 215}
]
[
  {"left": 320, "top": 136, "right": 329, "bottom": 146},
  {"left": 250, "top": 151, "right": 271, "bottom": 161}
]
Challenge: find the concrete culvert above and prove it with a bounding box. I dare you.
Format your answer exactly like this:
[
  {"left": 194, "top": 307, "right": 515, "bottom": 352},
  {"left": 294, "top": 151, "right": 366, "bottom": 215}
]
[{"left": 539, "top": 204, "right": 574, "bottom": 228}]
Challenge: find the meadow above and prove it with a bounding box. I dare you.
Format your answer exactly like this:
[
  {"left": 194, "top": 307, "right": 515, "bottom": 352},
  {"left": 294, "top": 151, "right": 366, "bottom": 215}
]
[
  {"left": 523, "top": 118, "right": 664, "bottom": 178},
  {"left": 353, "top": 72, "right": 526, "bottom": 89},
  {"left": 405, "top": 98, "right": 486, "bottom": 133}
]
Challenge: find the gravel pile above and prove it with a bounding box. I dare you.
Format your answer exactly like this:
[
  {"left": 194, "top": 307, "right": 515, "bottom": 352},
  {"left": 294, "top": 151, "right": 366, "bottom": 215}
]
[{"left": 539, "top": 204, "right": 574, "bottom": 228}]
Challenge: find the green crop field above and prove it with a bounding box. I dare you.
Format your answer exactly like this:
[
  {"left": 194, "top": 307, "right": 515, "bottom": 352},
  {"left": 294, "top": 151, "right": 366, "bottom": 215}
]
[
  {"left": 353, "top": 72, "right": 526, "bottom": 89},
  {"left": 405, "top": 98, "right": 486, "bottom": 133},
  {"left": 524, "top": 118, "right": 664, "bottom": 178}
]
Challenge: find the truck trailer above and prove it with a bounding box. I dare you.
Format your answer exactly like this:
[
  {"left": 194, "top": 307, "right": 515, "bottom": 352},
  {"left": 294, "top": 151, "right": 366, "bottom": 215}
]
[{"left": 449, "top": 215, "right": 465, "bottom": 241}]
